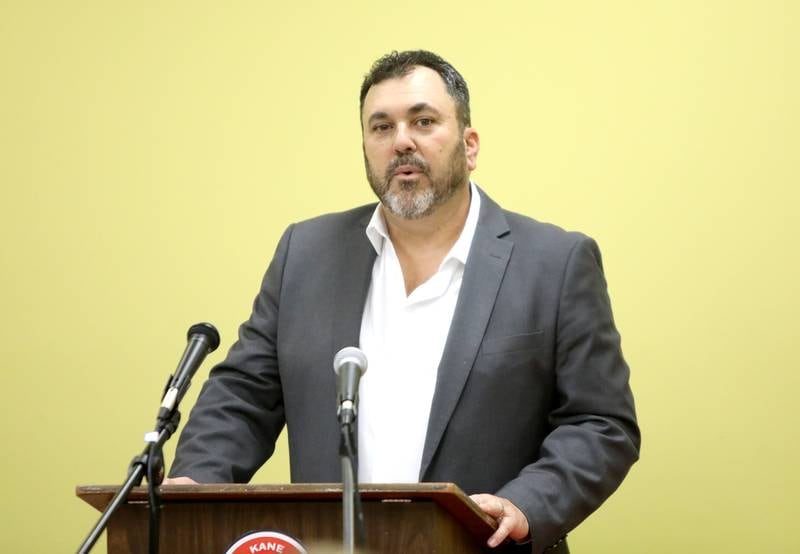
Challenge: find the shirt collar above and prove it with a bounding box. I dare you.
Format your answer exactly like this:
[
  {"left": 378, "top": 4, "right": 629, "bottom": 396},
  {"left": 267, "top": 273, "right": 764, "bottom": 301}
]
[{"left": 365, "top": 181, "right": 482, "bottom": 267}]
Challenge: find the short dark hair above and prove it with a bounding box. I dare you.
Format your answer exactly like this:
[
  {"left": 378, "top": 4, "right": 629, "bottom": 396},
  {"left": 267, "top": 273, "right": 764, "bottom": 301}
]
[{"left": 360, "top": 50, "right": 471, "bottom": 128}]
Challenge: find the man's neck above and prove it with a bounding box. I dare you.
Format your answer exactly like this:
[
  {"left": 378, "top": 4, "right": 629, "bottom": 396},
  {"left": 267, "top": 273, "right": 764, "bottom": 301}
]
[{"left": 381, "top": 182, "right": 472, "bottom": 294}]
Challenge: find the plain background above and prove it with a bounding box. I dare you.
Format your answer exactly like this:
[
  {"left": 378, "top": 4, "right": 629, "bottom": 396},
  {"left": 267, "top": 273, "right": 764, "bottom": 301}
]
[{"left": 1, "top": 1, "right": 797, "bottom": 552}]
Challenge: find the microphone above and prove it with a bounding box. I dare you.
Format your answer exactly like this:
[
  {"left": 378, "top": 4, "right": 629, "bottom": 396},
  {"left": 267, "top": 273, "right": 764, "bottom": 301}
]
[
  {"left": 159, "top": 322, "right": 221, "bottom": 416},
  {"left": 334, "top": 347, "right": 368, "bottom": 425}
]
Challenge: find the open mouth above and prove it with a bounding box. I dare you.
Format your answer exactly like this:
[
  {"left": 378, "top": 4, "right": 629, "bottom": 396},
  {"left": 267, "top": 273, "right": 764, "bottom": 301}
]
[{"left": 393, "top": 165, "right": 423, "bottom": 178}]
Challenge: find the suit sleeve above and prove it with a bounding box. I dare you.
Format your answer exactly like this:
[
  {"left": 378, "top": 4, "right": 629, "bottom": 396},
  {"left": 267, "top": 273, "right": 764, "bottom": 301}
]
[
  {"left": 495, "top": 236, "right": 641, "bottom": 553},
  {"left": 168, "top": 224, "right": 295, "bottom": 483}
]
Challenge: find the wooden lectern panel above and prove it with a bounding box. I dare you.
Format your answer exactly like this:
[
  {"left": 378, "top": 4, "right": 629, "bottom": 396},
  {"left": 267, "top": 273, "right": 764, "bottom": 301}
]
[{"left": 77, "top": 483, "right": 497, "bottom": 553}]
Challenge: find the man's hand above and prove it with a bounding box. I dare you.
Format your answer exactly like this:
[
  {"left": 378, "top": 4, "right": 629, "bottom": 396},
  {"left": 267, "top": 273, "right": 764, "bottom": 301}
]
[
  {"left": 470, "top": 493, "right": 530, "bottom": 548},
  {"left": 161, "top": 476, "right": 198, "bottom": 485}
]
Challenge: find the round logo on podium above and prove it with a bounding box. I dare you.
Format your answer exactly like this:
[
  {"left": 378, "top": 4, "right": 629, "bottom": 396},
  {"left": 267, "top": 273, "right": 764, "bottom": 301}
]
[{"left": 224, "top": 530, "right": 308, "bottom": 554}]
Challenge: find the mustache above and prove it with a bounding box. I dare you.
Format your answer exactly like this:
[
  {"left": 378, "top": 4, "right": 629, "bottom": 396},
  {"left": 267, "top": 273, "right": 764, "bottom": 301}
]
[{"left": 385, "top": 155, "right": 430, "bottom": 179}]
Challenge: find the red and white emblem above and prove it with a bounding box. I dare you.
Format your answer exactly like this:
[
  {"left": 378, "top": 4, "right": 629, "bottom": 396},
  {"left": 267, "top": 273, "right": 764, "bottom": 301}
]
[{"left": 224, "top": 530, "right": 308, "bottom": 554}]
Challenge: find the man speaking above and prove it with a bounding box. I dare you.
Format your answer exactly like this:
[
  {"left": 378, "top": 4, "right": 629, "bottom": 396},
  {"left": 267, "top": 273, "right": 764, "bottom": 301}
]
[{"left": 167, "top": 50, "right": 640, "bottom": 553}]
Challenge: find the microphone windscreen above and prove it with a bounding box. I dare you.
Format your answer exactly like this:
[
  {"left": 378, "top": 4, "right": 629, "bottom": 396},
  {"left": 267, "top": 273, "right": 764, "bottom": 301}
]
[
  {"left": 187, "top": 322, "right": 221, "bottom": 352},
  {"left": 333, "top": 347, "right": 368, "bottom": 375}
]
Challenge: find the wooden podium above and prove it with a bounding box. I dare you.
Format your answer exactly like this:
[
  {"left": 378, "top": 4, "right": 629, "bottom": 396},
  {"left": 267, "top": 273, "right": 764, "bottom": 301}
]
[{"left": 77, "top": 482, "right": 497, "bottom": 553}]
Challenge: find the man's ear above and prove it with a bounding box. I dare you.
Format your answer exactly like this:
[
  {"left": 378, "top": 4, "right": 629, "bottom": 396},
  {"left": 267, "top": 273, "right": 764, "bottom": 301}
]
[{"left": 464, "top": 127, "right": 480, "bottom": 171}]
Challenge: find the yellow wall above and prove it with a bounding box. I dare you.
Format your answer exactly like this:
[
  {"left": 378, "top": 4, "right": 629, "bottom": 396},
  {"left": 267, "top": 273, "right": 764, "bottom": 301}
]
[{"left": 1, "top": 1, "right": 797, "bottom": 551}]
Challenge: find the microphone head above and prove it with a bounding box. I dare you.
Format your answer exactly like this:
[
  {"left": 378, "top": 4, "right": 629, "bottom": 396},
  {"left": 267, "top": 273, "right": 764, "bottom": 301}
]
[
  {"left": 187, "top": 322, "right": 221, "bottom": 352},
  {"left": 333, "top": 346, "right": 368, "bottom": 376}
]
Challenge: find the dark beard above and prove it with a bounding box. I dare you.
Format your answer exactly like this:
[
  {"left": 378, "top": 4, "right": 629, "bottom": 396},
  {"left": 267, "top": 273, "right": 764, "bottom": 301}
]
[{"left": 364, "top": 140, "right": 468, "bottom": 220}]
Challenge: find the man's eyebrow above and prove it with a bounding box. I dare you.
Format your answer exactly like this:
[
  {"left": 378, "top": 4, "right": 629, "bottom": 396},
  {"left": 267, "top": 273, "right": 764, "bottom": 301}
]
[
  {"left": 367, "top": 111, "right": 390, "bottom": 126},
  {"left": 408, "top": 102, "right": 441, "bottom": 117}
]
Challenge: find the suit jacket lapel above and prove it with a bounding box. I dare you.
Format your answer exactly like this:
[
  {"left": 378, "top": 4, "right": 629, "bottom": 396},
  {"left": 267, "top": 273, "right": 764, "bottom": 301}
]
[
  {"left": 419, "top": 189, "right": 512, "bottom": 479},
  {"left": 331, "top": 208, "right": 377, "bottom": 355}
]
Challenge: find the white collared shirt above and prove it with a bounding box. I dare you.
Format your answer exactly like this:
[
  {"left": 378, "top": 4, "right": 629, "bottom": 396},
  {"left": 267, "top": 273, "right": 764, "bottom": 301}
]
[{"left": 357, "top": 182, "right": 481, "bottom": 483}]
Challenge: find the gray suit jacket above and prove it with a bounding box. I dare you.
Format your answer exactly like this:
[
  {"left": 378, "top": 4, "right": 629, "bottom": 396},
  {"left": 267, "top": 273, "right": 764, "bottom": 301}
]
[{"left": 171, "top": 188, "right": 640, "bottom": 553}]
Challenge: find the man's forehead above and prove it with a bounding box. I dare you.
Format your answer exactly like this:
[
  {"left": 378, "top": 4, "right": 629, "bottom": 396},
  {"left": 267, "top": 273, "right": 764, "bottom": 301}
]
[{"left": 362, "top": 66, "right": 455, "bottom": 117}]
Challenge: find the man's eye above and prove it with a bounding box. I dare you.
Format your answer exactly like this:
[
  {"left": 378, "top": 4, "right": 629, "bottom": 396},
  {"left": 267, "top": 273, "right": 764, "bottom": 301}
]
[
  {"left": 417, "top": 118, "right": 434, "bottom": 127},
  {"left": 373, "top": 123, "right": 391, "bottom": 132}
]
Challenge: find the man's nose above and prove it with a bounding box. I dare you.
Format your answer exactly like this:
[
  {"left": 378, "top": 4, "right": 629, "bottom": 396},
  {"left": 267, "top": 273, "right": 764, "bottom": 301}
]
[{"left": 392, "top": 124, "right": 416, "bottom": 154}]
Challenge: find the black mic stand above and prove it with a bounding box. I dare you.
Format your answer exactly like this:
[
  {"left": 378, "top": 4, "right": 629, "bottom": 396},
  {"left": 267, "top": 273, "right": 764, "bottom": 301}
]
[
  {"left": 77, "top": 379, "right": 182, "bottom": 554},
  {"left": 339, "top": 412, "right": 365, "bottom": 554},
  {"left": 77, "top": 322, "right": 218, "bottom": 554}
]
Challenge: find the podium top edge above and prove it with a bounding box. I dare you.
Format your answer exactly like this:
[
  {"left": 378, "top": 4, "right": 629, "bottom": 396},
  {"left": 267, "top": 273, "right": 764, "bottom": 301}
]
[
  {"left": 77, "top": 482, "right": 466, "bottom": 509},
  {"left": 75, "top": 482, "right": 496, "bottom": 535}
]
